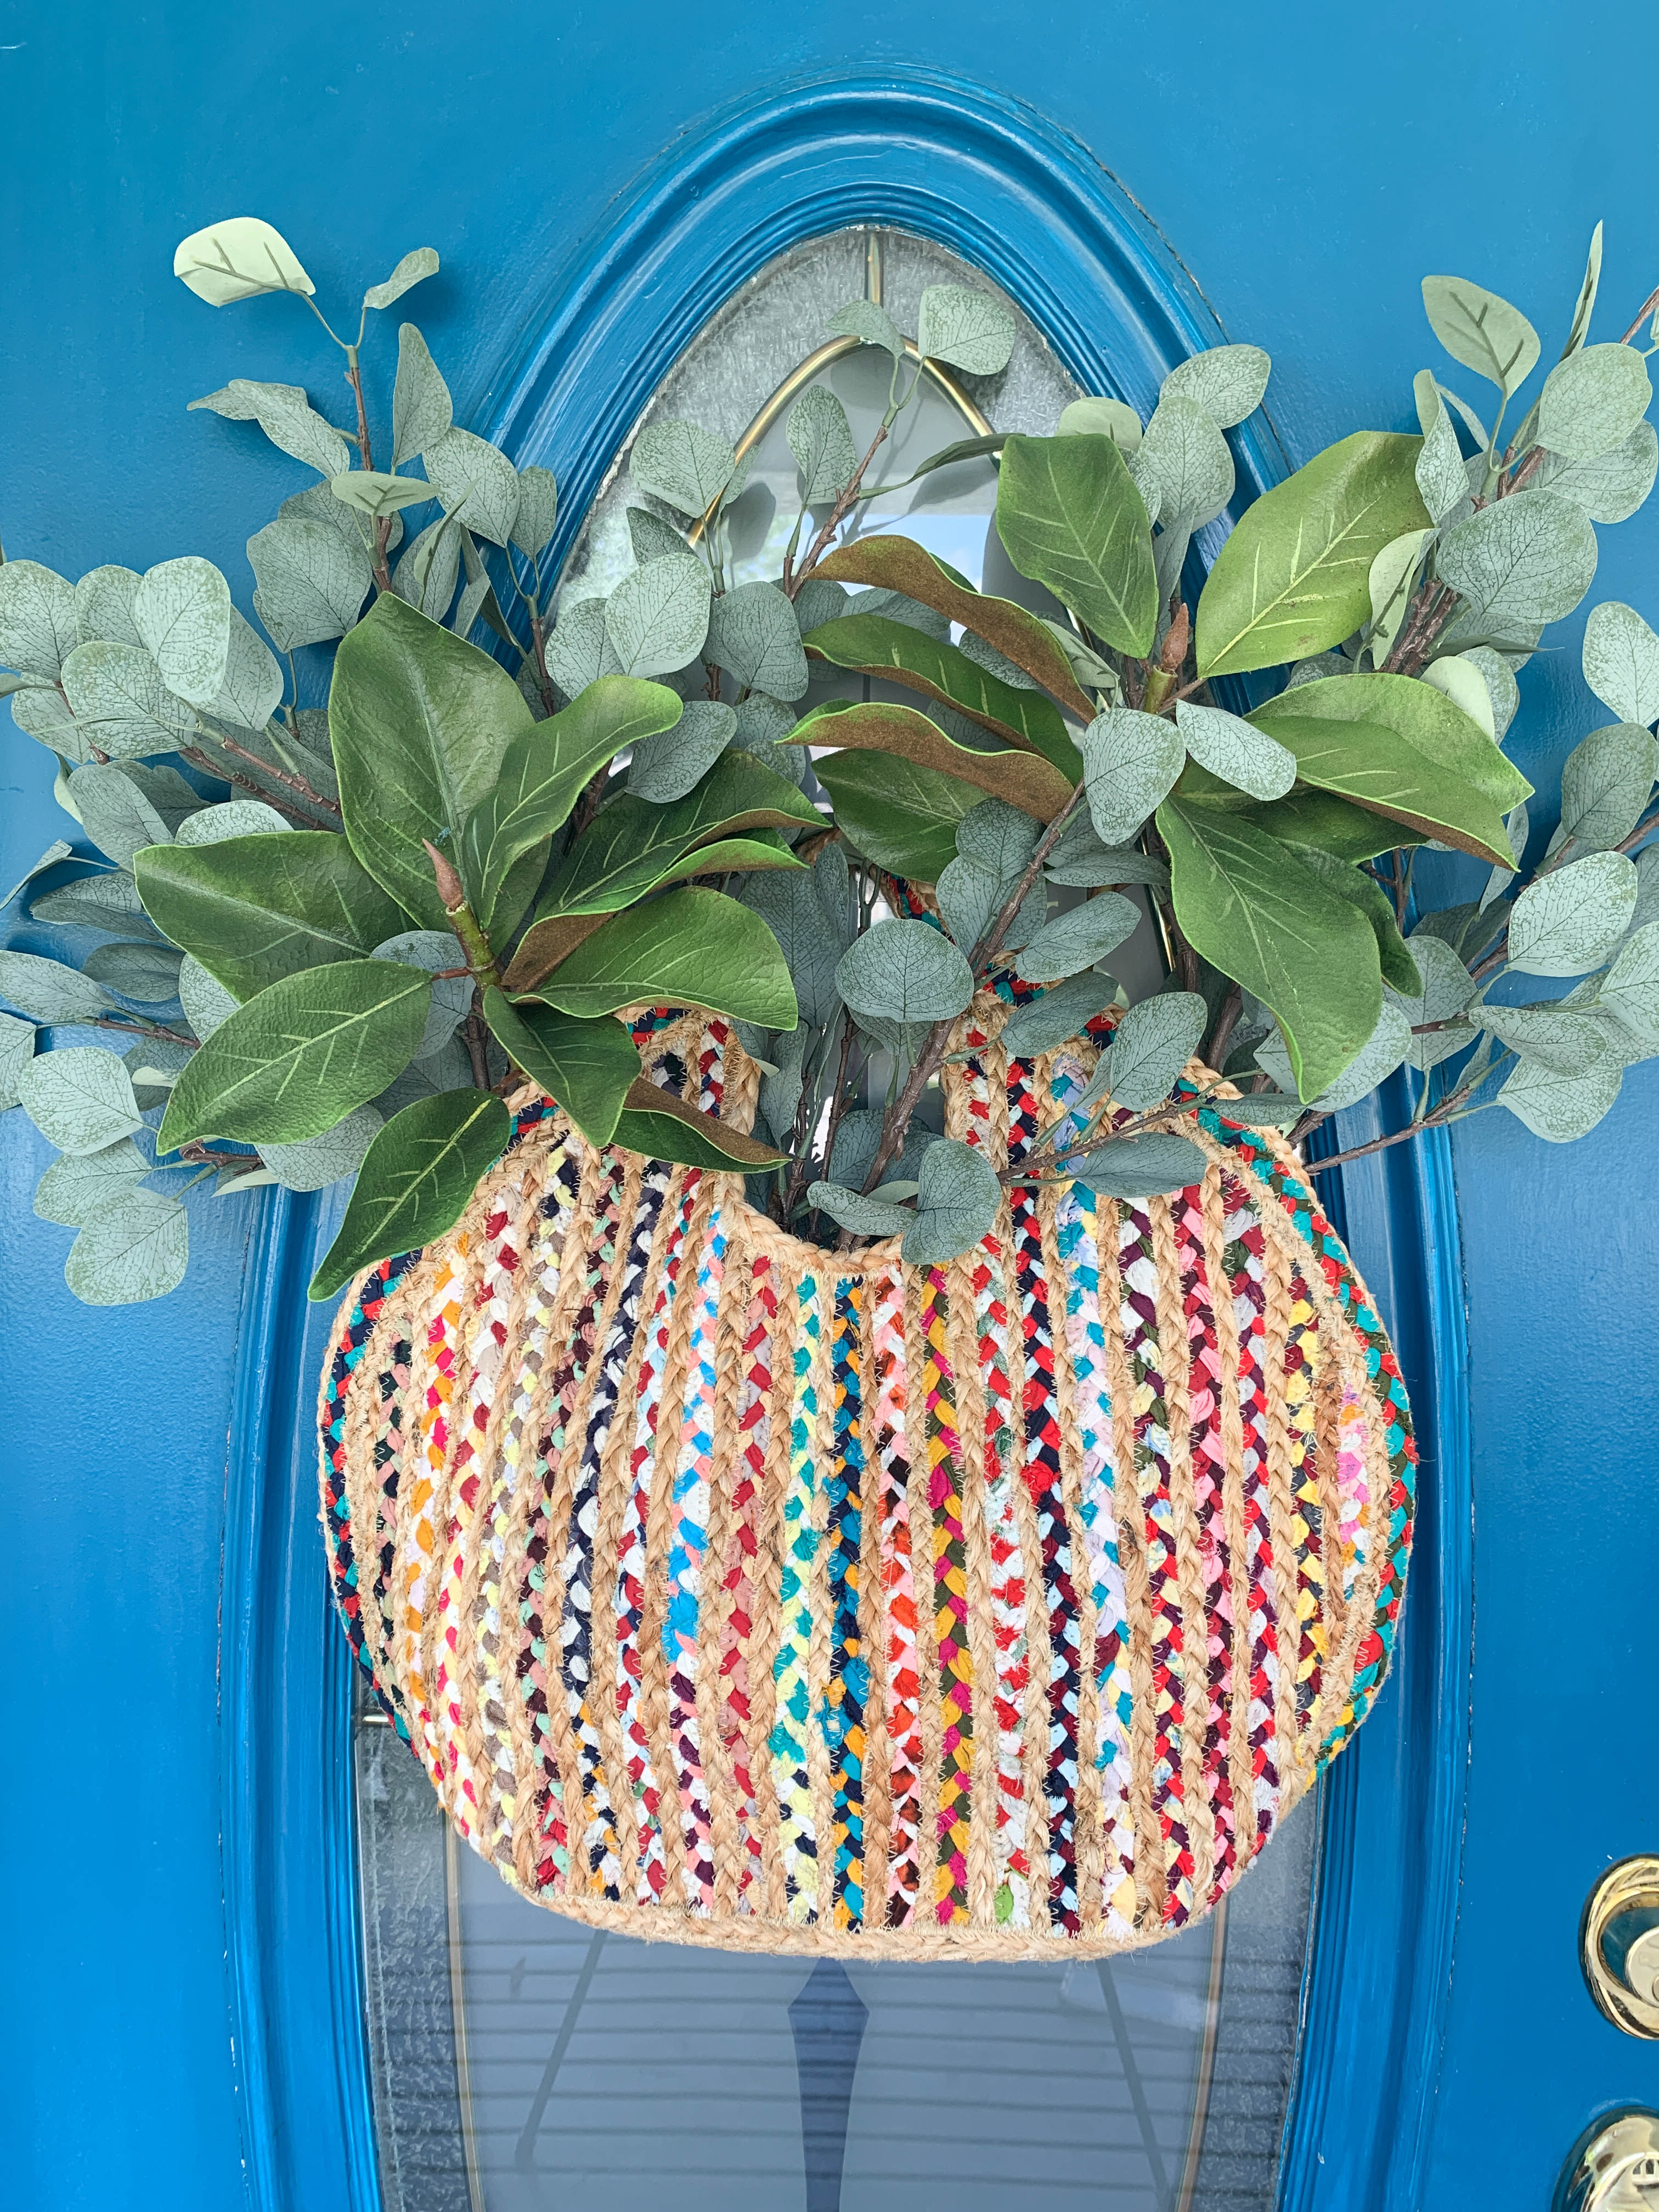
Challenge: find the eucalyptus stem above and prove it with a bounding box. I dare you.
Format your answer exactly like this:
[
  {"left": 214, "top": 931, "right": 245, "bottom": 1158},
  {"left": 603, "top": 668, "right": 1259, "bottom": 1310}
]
[{"left": 343, "top": 342, "right": 396, "bottom": 594}]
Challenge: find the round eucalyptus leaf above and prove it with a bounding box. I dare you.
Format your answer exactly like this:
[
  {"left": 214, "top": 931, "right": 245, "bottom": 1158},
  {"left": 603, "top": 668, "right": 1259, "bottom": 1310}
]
[
  {"left": 174, "top": 800, "right": 290, "bottom": 845},
  {"left": 0, "top": 558, "right": 78, "bottom": 679},
  {"left": 1599, "top": 919, "right": 1659, "bottom": 1052},
  {"left": 1081, "top": 708, "right": 1186, "bottom": 846},
  {"left": 32, "top": 1135, "right": 150, "bottom": 1227},
  {"left": 83, "top": 940, "right": 185, "bottom": 1004},
  {"left": 179, "top": 953, "right": 240, "bottom": 1042},
  {"left": 604, "top": 554, "right": 713, "bottom": 678},
  {"left": 1161, "top": 345, "right": 1271, "bottom": 430},
  {"left": 1057, "top": 396, "right": 1143, "bottom": 453},
  {"left": 260, "top": 1103, "right": 383, "bottom": 1190},
  {"left": 133, "top": 556, "right": 233, "bottom": 710},
  {"left": 1481, "top": 1002, "right": 1614, "bottom": 1076},
  {"left": 630, "top": 420, "right": 737, "bottom": 518},
  {"left": 1103, "top": 990, "right": 1208, "bottom": 1110},
  {"left": 1498, "top": 1051, "right": 1622, "bottom": 1142},
  {"left": 65, "top": 1187, "right": 189, "bottom": 1305},
  {"left": 916, "top": 284, "right": 1015, "bottom": 377},
  {"left": 1508, "top": 850, "right": 1638, "bottom": 976},
  {"left": 18, "top": 1045, "right": 144, "bottom": 1155},
  {"left": 836, "top": 918, "right": 973, "bottom": 1028},
  {"left": 1537, "top": 342, "right": 1652, "bottom": 463},
  {"left": 1175, "top": 699, "right": 1297, "bottom": 800},
  {"left": 1582, "top": 600, "right": 1659, "bottom": 726},
  {"left": 1013, "top": 893, "right": 1138, "bottom": 984},
  {"left": 805, "top": 1181, "right": 912, "bottom": 1241},
  {"left": 173, "top": 216, "right": 313, "bottom": 304},
  {"left": 0, "top": 950, "right": 115, "bottom": 1025},
  {"left": 900, "top": 1137, "right": 1002, "bottom": 1265},
  {"left": 1071, "top": 1131, "right": 1207, "bottom": 1199}
]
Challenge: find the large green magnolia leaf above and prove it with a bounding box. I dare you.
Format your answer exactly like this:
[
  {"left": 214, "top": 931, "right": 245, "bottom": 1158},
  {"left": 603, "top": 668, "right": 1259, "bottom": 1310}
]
[
  {"left": 550, "top": 751, "right": 818, "bottom": 913},
  {"left": 995, "top": 433, "right": 1158, "bottom": 657},
  {"left": 1242, "top": 788, "right": 1429, "bottom": 864},
  {"left": 528, "top": 887, "right": 797, "bottom": 1029},
  {"left": 611, "top": 1079, "right": 788, "bottom": 1171},
  {"left": 814, "top": 748, "right": 983, "bottom": 880},
  {"left": 1252, "top": 669, "right": 1532, "bottom": 818},
  {"left": 796, "top": 699, "right": 1074, "bottom": 823},
  {"left": 1240, "top": 710, "right": 1517, "bottom": 865},
  {"left": 330, "top": 591, "right": 535, "bottom": 931},
  {"left": 134, "top": 830, "right": 404, "bottom": 1000},
  {"left": 459, "top": 675, "right": 683, "bottom": 936},
  {"left": 481, "top": 989, "right": 640, "bottom": 1149},
  {"left": 309, "top": 1087, "right": 511, "bottom": 1301},
  {"left": 160, "top": 958, "right": 431, "bottom": 1148},
  {"left": 1195, "top": 432, "right": 1430, "bottom": 678},
  {"left": 1158, "top": 797, "right": 1383, "bottom": 1098},
  {"left": 813, "top": 536, "right": 1096, "bottom": 720},
  {"left": 803, "top": 612, "right": 1080, "bottom": 772}
]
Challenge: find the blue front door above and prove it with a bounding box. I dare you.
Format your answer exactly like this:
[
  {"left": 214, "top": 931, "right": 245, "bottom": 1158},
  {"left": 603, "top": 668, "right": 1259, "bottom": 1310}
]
[{"left": 7, "top": 15, "right": 1658, "bottom": 2212}]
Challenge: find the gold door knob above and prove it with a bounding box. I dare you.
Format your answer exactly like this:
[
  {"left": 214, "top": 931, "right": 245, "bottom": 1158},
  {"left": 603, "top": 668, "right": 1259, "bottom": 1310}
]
[
  {"left": 1555, "top": 2110, "right": 1659, "bottom": 2211},
  {"left": 1582, "top": 1858, "right": 1659, "bottom": 2038}
]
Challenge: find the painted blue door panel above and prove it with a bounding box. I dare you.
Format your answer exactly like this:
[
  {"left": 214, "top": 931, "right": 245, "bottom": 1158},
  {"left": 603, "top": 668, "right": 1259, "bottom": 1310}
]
[{"left": 7, "top": 8, "right": 1659, "bottom": 2210}]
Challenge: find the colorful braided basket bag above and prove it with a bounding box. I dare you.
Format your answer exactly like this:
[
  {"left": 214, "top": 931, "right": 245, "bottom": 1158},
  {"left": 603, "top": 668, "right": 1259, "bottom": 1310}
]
[{"left": 319, "top": 991, "right": 1415, "bottom": 1958}]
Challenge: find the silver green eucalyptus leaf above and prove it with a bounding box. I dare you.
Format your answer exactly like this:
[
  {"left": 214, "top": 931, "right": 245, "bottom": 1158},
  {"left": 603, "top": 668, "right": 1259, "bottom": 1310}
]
[
  {"left": 67, "top": 761, "right": 174, "bottom": 868},
  {"left": 1104, "top": 990, "right": 1207, "bottom": 1110},
  {"left": 1306, "top": 1000, "right": 1414, "bottom": 1111},
  {"left": 1161, "top": 345, "right": 1271, "bottom": 430},
  {"left": 75, "top": 565, "right": 145, "bottom": 649},
  {"left": 1482, "top": 800, "right": 1530, "bottom": 911},
  {"left": 0, "top": 1008, "right": 35, "bottom": 1108},
  {"left": 916, "top": 284, "right": 1016, "bottom": 376},
  {"left": 1175, "top": 698, "right": 1297, "bottom": 800},
  {"left": 996, "top": 970, "right": 1119, "bottom": 1057},
  {"left": 0, "top": 560, "right": 84, "bottom": 678},
  {"left": 1071, "top": 1131, "right": 1207, "bottom": 1199},
  {"left": 1553, "top": 724, "right": 1657, "bottom": 853},
  {"left": 370, "top": 930, "right": 473, "bottom": 1060},
  {"left": 938, "top": 856, "right": 1034, "bottom": 958},
  {"left": 805, "top": 1181, "right": 912, "bottom": 1239},
  {"left": 1562, "top": 222, "right": 1604, "bottom": 358},
  {"left": 1389, "top": 930, "right": 1479, "bottom": 1070},
  {"left": 450, "top": 527, "right": 492, "bottom": 641},
  {"left": 1436, "top": 489, "right": 1598, "bottom": 631},
  {"left": 1013, "top": 893, "right": 1138, "bottom": 984},
  {"left": 842, "top": 586, "right": 950, "bottom": 642},
  {"left": 260, "top": 1103, "right": 383, "bottom": 1190},
  {"left": 955, "top": 626, "right": 1041, "bottom": 691},
  {"left": 511, "top": 466, "right": 559, "bottom": 560},
  {"left": 250, "top": 512, "right": 373, "bottom": 653},
  {"left": 12, "top": 684, "right": 85, "bottom": 755},
  {"left": 836, "top": 916, "right": 973, "bottom": 1026},
  {"left": 389, "top": 514, "right": 460, "bottom": 627},
  {"left": 1460, "top": 644, "right": 1520, "bottom": 741},
  {"left": 1080, "top": 708, "right": 1186, "bottom": 845},
  {"left": 1507, "top": 849, "right": 1638, "bottom": 975},
  {"left": 58, "top": 640, "right": 194, "bottom": 759},
  {"left": 1368, "top": 529, "right": 1436, "bottom": 668},
  {"left": 603, "top": 554, "right": 713, "bottom": 678},
  {"left": 1285, "top": 652, "right": 1350, "bottom": 690},
  {"left": 1534, "top": 422, "right": 1658, "bottom": 525},
  {"left": 627, "top": 506, "right": 689, "bottom": 568},
  {"left": 421, "top": 426, "right": 520, "bottom": 548},
  {"left": 826, "top": 297, "right": 906, "bottom": 358},
  {"left": 211, "top": 607, "right": 284, "bottom": 732},
  {"left": 64, "top": 1186, "right": 188, "bottom": 1305},
  {"left": 392, "top": 323, "right": 453, "bottom": 469},
  {"left": 900, "top": 1136, "right": 1002, "bottom": 1264},
  {"left": 744, "top": 871, "right": 841, "bottom": 1030},
  {"left": 329, "top": 470, "right": 432, "bottom": 520},
  {"left": 31, "top": 866, "right": 159, "bottom": 935},
  {"left": 545, "top": 597, "right": 623, "bottom": 697},
  {"left": 173, "top": 216, "right": 313, "bottom": 304},
  {"left": 1057, "top": 396, "right": 1143, "bottom": 454},
  {"left": 1480, "top": 1001, "right": 1614, "bottom": 1075},
  {"left": 787, "top": 387, "right": 859, "bottom": 505},
  {"left": 174, "top": 799, "right": 289, "bottom": 845},
  {"left": 123, "top": 1035, "right": 191, "bottom": 1107},
  {"left": 4, "top": 839, "right": 74, "bottom": 909},
  {"left": 1413, "top": 370, "right": 1469, "bottom": 523},
  {"left": 83, "top": 940, "right": 184, "bottom": 1002},
  {"left": 18, "top": 1045, "right": 144, "bottom": 1153},
  {"left": 630, "top": 420, "right": 737, "bottom": 518},
  {"left": 1130, "top": 394, "right": 1234, "bottom": 532},
  {"left": 1498, "top": 1051, "right": 1622, "bottom": 1141},
  {"left": 627, "top": 698, "right": 735, "bottom": 803},
  {"left": 706, "top": 580, "right": 808, "bottom": 699},
  {"left": 1536, "top": 342, "right": 1652, "bottom": 462},
  {"left": 189, "top": 379, "right": 352, "bottom": 478},
  {"left": 1419, "top": 651, "right": 1497, "bottom": 738},
  {"left": 1421, "top": 275, "right": 1540, "bottom": 397},
  {"left": 1582, "top": 600, "right": 1659, "bottom": 726},
  {"left": 812, "top": 841, "right": 856, "bottom": 951},
  {"left": 179, "top": 953, "right": 239, "bottom": 1042},
  {"left": 1599, "top": 919, "right": 1659, "bottom": 1052},
  {"left": 363, "top": 246, "right": 439, "bottom": 312},
  {"left": 32, "top": 1135, "right": 149, "bottom": 1224},
  {"left": 758, "top": 1023, "right": 808, "bottom": 1149}
]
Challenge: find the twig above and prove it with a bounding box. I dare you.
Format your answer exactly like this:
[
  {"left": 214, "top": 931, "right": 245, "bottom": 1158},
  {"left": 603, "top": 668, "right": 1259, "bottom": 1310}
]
[
  {"left": 96, "top": 1014, "right": 196, "bottom": 1048},
  {"left": 785, "top": 400, "right": 906, "bottom": 600},
  {"left": 1203, "top": 983, "right": 1242, "bottom": 1074},
  {"left": 343, "top": 345, "right": 396, "bottom": 595}
]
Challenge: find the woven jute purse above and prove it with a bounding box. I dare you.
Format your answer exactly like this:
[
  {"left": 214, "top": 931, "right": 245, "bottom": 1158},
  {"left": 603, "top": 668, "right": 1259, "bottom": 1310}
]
[{"left": 319, "top": 990, "right": 1415, "bottom": 1958}]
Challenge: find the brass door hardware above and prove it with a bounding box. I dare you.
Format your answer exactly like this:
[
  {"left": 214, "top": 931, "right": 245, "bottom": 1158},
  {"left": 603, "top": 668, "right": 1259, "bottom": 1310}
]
[
  {"left": 1555, "top": 2109, "right": 1659, "bottom": 2212},
  {"left": 1582, "top": 1858, "right": 1659, "bottom": 2039}
]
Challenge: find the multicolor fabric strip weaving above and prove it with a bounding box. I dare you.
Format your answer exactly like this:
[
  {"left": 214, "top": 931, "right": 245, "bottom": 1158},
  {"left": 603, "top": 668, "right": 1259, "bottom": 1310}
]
[{"left": 319, "top": 995, "right": 1415, "bottom": 1958}]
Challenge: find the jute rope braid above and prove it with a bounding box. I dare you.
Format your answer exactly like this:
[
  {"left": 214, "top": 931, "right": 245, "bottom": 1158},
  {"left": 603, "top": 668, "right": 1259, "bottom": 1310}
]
[
  {"left": 1038, "top": 1165, "right": 1105, "bottom": 1940},
  {"left": 321, "top": 1007, "right": 1416, "bottom": 1957},
  {"left": 1199, "top": 1160, "right": 1255, "bottom": 1905},
  {"left": 701, "top": 1214, "right": 750, "bottom": 1920},
  {"left": 1097, "top": 1195, "right": 1165, "bottom": 1931},
  {"left": 1259, "top": 1204, "right": 1304, "bottom": 1820}
]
